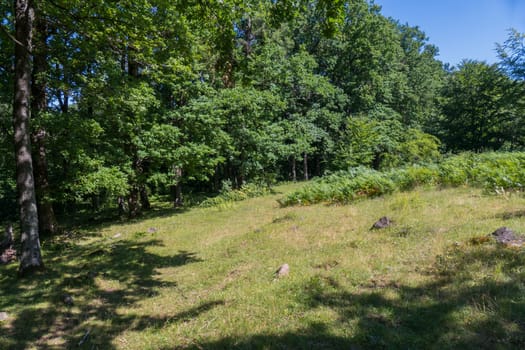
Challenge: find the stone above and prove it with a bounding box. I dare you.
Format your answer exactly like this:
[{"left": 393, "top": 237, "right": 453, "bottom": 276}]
[
  {"left": 148, "top": 227, "right": 157, "bottom": 233},
  {"left": 63, "top": 294, "right": 74, "bottom": 306},
  {"left": 492, "top": 227, "right": 519, "bottom": 243},
  {"left": 275, "top": 264, "right": 290, "bottom": 278},
  {"left": 0, "top": 312, "right": 8, "bottom": 321},
  {"left": 491, "top": 227, "right": 524, "bottom": 246},
  {"left": 112, "top": 233, "right": 122, "bottom": 239},
  {"left": 371, "top": 216, "right": 393, "bottom": 230},
  {"left": 0, "top": 248, "right": 17, "bottom": 265}
]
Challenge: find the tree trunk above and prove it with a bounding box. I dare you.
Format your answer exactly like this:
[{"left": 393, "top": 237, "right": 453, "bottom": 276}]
[
  {"left": 117, "top": 196, "right": 126, "bottom": 217},
  {"left": 303, "top": 152, "right": 309, "bottom": 181},
  {"left": 139, "top": 185, "right": 150, "bottom": 210},
  {"left": 172, "top": 166, "right": 183, "bottom": 207},
  {"left": 291, "top": 157, "right": 297, "bottom": 182},
  {"left": 128, "top": 187, "right": 140, "bottom": 218},
  {"left": 32, "top": 134, "right": 57, "bottom": 235},
  {"left": 13, "top": 0, "right": 44, "bottom": 276},
  {"left": 31, "top": 17, "right": 57, "bottom": 236}
]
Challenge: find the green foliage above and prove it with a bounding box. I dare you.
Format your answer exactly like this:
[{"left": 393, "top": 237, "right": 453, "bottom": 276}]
[
  {"left": 282, "top": 152, "right": 525, "bottom": 206},
  {"left": 199, "top": 182, "right": 272, "bottom": 208},
  {"left": 1, "top": 0, "right": 522, "bottom": 225},
  {"left": 69, "top": 166, "right": 129, "bottom": 201},
  {"left": 441, "top": 152, "right": 525, "bottom": 193},
  {"left": 335, "top": 117, "right": 441, "bottom": 170},
  {"left": 391, "top": 165, "right": 440, "bottom": 191},
  {"left": 279, "top": 167, "right": 396, "bottom": 206},
  {"left": 439, "top": 61, "right": 521, "bottom": 151},
  {"left": 497, "top": 29, "right": 525, "bottom": 81}
]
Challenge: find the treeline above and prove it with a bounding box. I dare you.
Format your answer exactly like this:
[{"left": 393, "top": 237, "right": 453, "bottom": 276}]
[{"left": 1, "top": 0, "right": 524, "bottom": 231}]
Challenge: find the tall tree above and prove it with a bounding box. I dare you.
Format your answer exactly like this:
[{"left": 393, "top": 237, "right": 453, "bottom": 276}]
[
  {"left": 31, "top": 12, "right": 57, "bottom": 235},
  {"left": 13, "top": 0, "right": 43, "bottom": 275},
  {"left": 497, "top": 29, "right": 525, "bottom": 81},
  {"left": 439, "top": 61, "right": 517, "bottom": 151}
]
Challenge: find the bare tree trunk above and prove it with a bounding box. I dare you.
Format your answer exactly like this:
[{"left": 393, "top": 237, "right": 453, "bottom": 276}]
[
  {"left": 117, "top": 196, "right": 126, "bottom": 217},
  {"left": 172, "top": 166, "right": 183, "bottom": 207},
  {"left": 128, "top": 187, "right": 140, "bottom": 218},
  {"left": 139, "top": 185, "right": 150, "bottom": 210},
  {"left": 31, "top": 17, "right": 57, "bottom": 236},
  {"left": 315, "top": 156, "right": 321, "bottom": 177},
  {"left": 303, "top": 152, "right": 309, "bottom": 181},
  {"left": 13, "top": 0, "right": 44, "bottom": 276},
  {"left": 291, "top": 157, "right": 297, "bottom": 182}
]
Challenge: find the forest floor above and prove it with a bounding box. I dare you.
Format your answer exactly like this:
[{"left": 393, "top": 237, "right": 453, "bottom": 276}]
[{"left": 1, "top": 183, "right": 525, "bottom": 349}]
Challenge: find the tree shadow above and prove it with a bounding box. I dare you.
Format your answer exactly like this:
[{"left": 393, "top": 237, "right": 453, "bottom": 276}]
[
  {"left": 0, "top": 238, "right": 220, "bottom": 349},
  {"left": 55, "top": 204, "right": 191, "bottom": 239},
  {"left": 496, "top": 209, "right": 525, "bottom": 220},
  {"left": 178, "top": 242, "right": 525, "bottom": 350}
]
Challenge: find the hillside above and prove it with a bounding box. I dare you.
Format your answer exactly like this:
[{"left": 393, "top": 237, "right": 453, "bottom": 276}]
[{"left": 1, "top": 184, "right": 525, "bottom": 349}]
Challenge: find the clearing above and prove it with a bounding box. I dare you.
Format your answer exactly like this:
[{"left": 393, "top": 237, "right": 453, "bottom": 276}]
[{"left": 1, "top": 184, "right": 525, "bottom": 349}]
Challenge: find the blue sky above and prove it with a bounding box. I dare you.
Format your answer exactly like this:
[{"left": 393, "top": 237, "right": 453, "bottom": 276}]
[{"left": 375, "top": 0, "right": 525, "bottom": 66}]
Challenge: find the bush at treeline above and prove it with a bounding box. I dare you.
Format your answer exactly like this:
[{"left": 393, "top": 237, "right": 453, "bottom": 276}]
[{"left": 280, "top": 152, "right": 525, "bottom": 206}]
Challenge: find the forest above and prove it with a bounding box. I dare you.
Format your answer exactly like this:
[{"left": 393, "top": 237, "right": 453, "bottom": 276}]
[
  {"left": 1, "top": 1, "right": 525, "bottom": 272},
  {"left": 2, "top": 1, "right": 525, "bottom": 348}
]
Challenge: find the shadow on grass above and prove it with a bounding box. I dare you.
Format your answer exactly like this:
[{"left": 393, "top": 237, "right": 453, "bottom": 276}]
[
  {"left": 497, "top": 209, "right": 525, "bottom": 220},
  {"left": 0, "top": 239, "right": 216, "bottom": 349},
  {"left": 178, "top": 243, "right": 525, "bottom": 350},
  {"left": 55, "top": 204, "right": 191, "bottom": 241}
]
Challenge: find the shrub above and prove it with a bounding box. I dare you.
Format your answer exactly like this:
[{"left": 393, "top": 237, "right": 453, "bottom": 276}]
[
  {"left": 200, "top": 183, "right": 272, "bottom": 208},
  {"left": 280, "top": 152, "right": 525, "bottom": 206}
]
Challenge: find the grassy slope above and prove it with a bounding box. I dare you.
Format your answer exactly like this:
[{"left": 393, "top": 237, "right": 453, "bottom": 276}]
[{"left": 1, "top": 184, "right": 525, "bottom": 349}]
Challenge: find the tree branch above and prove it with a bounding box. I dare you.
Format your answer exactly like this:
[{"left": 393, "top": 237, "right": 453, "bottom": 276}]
[
  {"left": 0, "top": 22, "right": 32, "bottom": 54},
  {"left": 46, "top": 0, "right": 132, "bottom": 27}
]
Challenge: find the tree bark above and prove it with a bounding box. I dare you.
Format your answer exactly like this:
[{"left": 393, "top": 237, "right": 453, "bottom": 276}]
[
  {"left": 139, "top": 185, "right": 151, "bottom": 210},
  {"left": 128, "top": 187, "right": 140, "bottom": 218},
  {"left": 172, "top": 166, "right": 183, "bottom": 207},
  {"left": 13, "top": 0, "right": 44, "bottom": 276},
  {"left": 31, "top": 16, "right": 57, "bottom": 236},
  {"left": 303, "top": 152, "right": 309, "bottom": 181},
  {"left": 291, "top": 157, "right": 296, "bottom": 182},
  {"left": 315, "top": 156, "right": 321, "bottom": 177}
]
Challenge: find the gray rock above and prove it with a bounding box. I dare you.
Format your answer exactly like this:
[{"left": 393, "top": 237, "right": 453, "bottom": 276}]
[
  {"left": 0, "top": 248, "right": 17, "bottom": 265},
  {"left": 492, "top": 227, "right": 524, "bottom": 246},
  {"left": 0, "top": 312, "right": 8, "bottom": 321},
  {"left": 148, "top": 227, "right": 157, "bottom": 233},
  {"left": 275, "top": 264, "right": 290, "bottom": 278},
  {"left": 371, "top": 216, "right": 393, "bottom": 230}
]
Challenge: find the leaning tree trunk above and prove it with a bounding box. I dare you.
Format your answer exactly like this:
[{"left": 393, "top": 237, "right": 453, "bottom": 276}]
[
  {"left": 31, "top": 16, "right": 57, "bottom": 236},
  {"left": 13, "top": 0, "right": 44, "bottom": 276}
]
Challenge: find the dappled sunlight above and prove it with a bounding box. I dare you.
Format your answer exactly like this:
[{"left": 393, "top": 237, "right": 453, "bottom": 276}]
[{"left": 0, "top": 238, "right": 203, "bottom": 349}]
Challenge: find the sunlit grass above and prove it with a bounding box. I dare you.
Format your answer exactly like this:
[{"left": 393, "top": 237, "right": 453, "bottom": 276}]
[{"left": 1, "top": 184, "right": 525, "bottom": 349}]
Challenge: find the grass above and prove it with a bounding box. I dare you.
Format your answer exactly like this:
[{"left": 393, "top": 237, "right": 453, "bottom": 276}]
[{"left": 1, "top": 183, "right": 525, "bottom": 349}]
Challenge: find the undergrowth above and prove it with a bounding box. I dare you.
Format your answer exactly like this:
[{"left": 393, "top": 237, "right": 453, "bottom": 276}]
[
  {"left": 199, "top": 183, "right": 273, "bottom": 208},
  {"left": 280, "top": 152, "right": 525, "bottom": 206}
]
